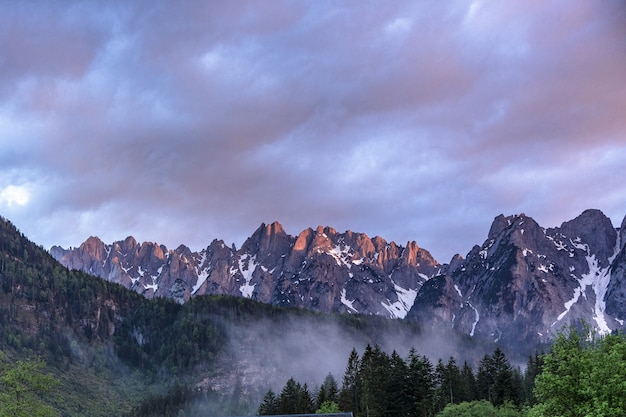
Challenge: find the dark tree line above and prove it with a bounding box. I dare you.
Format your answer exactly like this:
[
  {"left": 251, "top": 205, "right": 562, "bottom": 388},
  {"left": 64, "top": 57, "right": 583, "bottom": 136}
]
[
  {"left": 258, "top": 373, "right": 341, "bottom": 415},
  {"left": 261, "top": 344, "right": 542, "bottom": 417}
]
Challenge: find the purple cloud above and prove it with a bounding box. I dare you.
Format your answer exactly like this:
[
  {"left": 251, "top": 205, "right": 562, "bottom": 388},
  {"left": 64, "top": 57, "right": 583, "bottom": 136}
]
[{"left": 0, "top": 1, "right": 625, "bottom": 262}]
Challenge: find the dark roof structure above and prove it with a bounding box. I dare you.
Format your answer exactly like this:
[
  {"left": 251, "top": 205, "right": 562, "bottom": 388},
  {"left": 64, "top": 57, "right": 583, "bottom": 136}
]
[{"left": 239, "top": 414, "right": 353, "bottom": 417}]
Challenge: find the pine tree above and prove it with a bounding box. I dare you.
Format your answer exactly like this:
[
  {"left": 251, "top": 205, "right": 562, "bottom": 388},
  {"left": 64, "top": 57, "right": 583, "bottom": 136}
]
[
  {"left": 387, "top": 350, "right": 411, "bottom": 417},
  {"left": 407, "top": 348, "right": 435, "bottom": 417},
  {"left": 315, "top": 384, "right": 327, "bottom": 410},
  {"left": 477, "top": 353, "right": 496, "bottom": 403},
  {"left": 298, "top": 383, "right": 315, "bottom": 414},
  {"left": 323, "top": 373, "right": 339, "bottom": 403},
  {"left": 442, "top": 357, "right": 461, "bottom": 405},
  {"left": 359, "top": 344, "right": 390, "bottom": 417},
  {"left": 523, "top": 352, "right": 543, "bottom": 406},
  {"left": 338, "top": 348, "right": 361, "bottom": 414},
  {"left": 278, "top": 378, "right": 301, "bottom": 414},
  {"left": 317, "top": 372, "right": 339, "bottom": 409},
  {"left": 258, "top": 389, "right": 278, "bottom": 415},
  {"left": 477, "top": 348, "right": 519, "bottom": 406},
  {"left": 490, "top": 348, "right": 517, "bottom": 406},
  {"left": 457, "top": 361, "right": 476, "bottom": 403}
]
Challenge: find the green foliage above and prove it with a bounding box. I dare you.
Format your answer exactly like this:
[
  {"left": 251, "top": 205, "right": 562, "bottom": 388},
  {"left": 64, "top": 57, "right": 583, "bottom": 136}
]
[
  {"left": 317, "top": 400, "right": 340, "bottom": 413},
  {"left": 529, "top": 327, "right": 626, "bottom": 417},
  {"left": 316, "top": 372, "right": 339, "bottom": 410},
  {"left": 113, "top": 295, "right": 226, "bottom": 372},
  {"left": 0, "top": 353, "right": 58, "bottom": 417},
  {"left": 436, "top": 400, "right": 526, "bottom": 417},
  {"left": 437, "top": 400, "right": 499, "bottom": 417}
]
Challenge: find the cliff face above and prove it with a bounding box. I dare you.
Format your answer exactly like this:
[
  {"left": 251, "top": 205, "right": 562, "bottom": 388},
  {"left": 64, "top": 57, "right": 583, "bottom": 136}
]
[
  {"left": 51, "top": 222, "right": 440, "bottom": 318},
  {"left": 407, "top": 209, "right": 626, "bottom": 350}
]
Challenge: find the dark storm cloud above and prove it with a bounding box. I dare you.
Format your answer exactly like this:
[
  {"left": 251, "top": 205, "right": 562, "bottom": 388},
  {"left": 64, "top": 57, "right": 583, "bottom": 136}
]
[{"left": 0, "top": 0, "right": 625, "bottom": 261}]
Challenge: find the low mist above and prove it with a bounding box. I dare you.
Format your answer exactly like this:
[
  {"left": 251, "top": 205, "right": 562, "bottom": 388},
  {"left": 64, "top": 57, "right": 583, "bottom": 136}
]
[{"left": 193, "top": 307, "right": 500, "bottom": 412}]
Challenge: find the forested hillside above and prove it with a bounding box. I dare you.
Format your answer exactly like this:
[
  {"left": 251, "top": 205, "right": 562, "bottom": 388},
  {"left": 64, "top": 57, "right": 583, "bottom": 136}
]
[{"left": 0, "top": 216, "right": 255, "bottom": 414}]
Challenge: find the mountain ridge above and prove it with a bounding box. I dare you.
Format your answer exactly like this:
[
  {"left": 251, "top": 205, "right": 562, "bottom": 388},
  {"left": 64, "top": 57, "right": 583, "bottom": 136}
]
[
  {"left": 50, "top": 209, "right": 626, "bottom": 353},
  {"left": 51, "top": 221, "right": 441, "bottom": 318}
]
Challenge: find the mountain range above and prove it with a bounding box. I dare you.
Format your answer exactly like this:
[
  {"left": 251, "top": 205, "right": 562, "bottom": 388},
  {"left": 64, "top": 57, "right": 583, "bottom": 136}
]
[
  {"left": 51, "top": 209, "right": 626, "bottom": 354},
  {"left": 51, "top": 223, "right": 440, "bottom": 318}
]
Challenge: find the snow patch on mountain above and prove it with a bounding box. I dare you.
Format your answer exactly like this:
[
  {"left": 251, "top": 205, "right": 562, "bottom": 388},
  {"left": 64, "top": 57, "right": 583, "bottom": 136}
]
[
  {"left": 328, "top": 244, "right": 355, "bottom": 268},
  {"left": 192, "top": 251, "right": 209, "bottom": 295},
  {"left": 592, "top": 235, "right": 621, "bottom": 334},
  {"left": 238, "top": 254, "right": 257, "bottom": 298},
  {"left": 468, "top": 302, "right": 480, "bottom": 337},
  {"left": 454, "top": 284, "right": 462, "bottom": 298},
  {"left": 552, "top": 238, "right": 617, "bottom": 334},
  {"left": 145, "top": 278, "right": 159, "bottom": 292},
  {"left": 381, "top": 280, "right": 418, "bottom": 319},
  {"left": 340, "top": 288, "right": 358, "bottom": 313}
]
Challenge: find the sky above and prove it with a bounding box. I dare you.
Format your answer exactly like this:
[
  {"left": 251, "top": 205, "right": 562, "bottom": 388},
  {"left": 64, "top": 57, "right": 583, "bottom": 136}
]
[{"left": 0, "top": 1, "right": 625, "bottom": 263}]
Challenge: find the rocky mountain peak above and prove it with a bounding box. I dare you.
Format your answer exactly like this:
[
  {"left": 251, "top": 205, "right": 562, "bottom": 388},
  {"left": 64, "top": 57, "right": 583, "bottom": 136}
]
[
  {"left": 107, "top": 236, "right": 138, "bottom": 258},
  {"left": 293, "top": 228, "right": 314, "bottom": 252},
  {"left": 557, "top": 209, "right": 617, "bottom": 268},
  {"left": 80, "top": 235, "right": 106, "bottom": 254},
  {"left": 488, "top": 214, "right": 509, "bottom": 239},
  {"left": 401, "top": 241, "right": 421, "bottom": 264},
  {"left": 310, "top": 225, "right": 336, "bottom": 251},
  {"left": 137, "top": 241, "right": 166, "bottom": 261},
  {"left": 251, "top": 221, "right": 290, "bottom": 256},
  {"left": 175, "top": 244, "right": 193, "bottom": 258}
]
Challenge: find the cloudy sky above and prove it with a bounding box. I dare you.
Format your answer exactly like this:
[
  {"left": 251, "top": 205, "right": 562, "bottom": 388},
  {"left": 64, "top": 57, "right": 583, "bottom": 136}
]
[{"left": 1, "top": 1, "right": 625, "bottom": 262}]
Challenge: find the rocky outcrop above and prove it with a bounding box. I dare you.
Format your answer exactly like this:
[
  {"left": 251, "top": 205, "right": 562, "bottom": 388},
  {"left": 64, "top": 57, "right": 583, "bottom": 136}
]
[
  {"left": 407, "top": 209, "right": 625, "bottom": 352},
  {"left": 51, "top": 221, "right": 440, "bottom": 317}
]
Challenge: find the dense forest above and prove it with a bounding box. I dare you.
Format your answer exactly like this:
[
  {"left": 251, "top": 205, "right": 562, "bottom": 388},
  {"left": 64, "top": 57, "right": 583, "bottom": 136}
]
[{"left": 257, "top": 344, "right": 535, "bottom": 417}]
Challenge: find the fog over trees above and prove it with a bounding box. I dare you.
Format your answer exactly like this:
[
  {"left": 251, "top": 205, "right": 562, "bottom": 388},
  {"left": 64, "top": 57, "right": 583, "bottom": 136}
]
[{"left": 258, "top": 326, "right": 626, "bottom": 417}]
